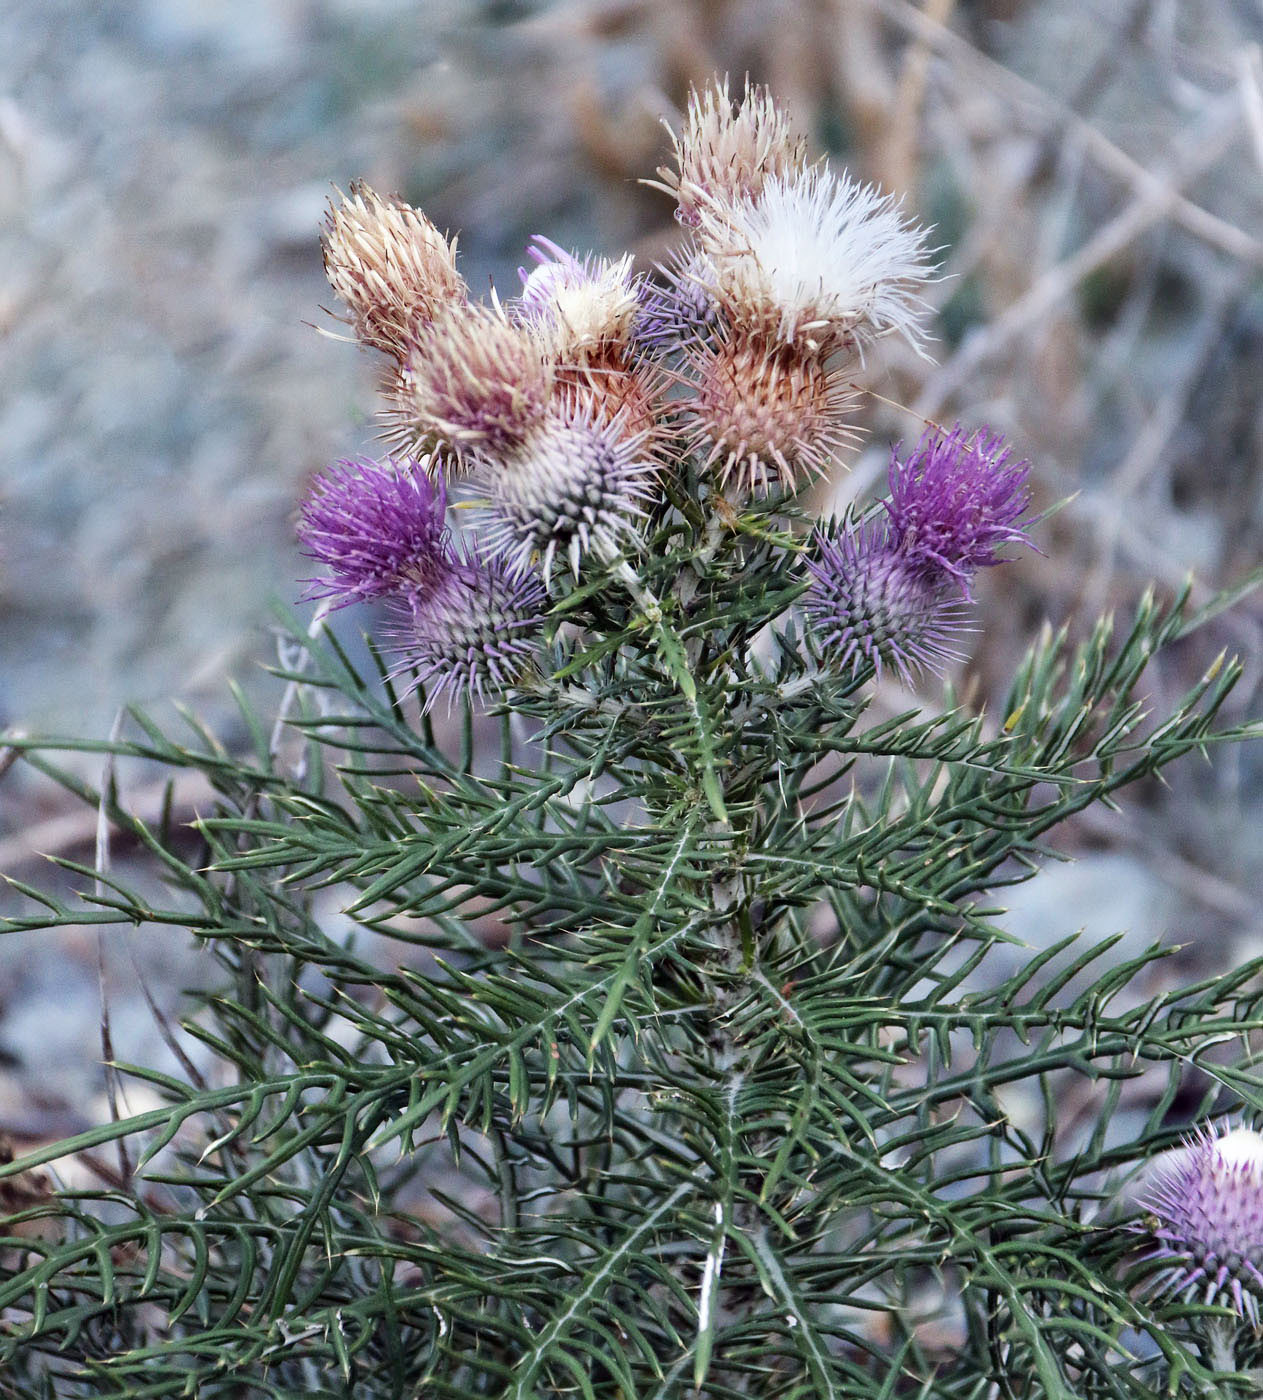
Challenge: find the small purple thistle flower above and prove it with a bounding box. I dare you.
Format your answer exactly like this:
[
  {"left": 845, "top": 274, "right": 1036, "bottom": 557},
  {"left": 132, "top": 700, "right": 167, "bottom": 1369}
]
[
  {"left": 297, "top": 456, "right": 447, "bottom": 608},
  {"left": 1137, "top": 1124, "right": 1263, "bottom": 1323},
  {"left": 803, "top": 517, "right": 968, "bottom": 683},
  {"left": 388, "top": 549, "right": 547, "bottom": 711},
  {"left": 885, "top": 426, "right": 1033, "bottom": 598}
]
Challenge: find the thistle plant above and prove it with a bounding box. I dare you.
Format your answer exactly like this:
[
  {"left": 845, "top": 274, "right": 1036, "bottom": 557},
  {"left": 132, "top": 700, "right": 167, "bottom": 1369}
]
[{"left": 0, "top": 78, "right": 1260, "bottom": 1399}]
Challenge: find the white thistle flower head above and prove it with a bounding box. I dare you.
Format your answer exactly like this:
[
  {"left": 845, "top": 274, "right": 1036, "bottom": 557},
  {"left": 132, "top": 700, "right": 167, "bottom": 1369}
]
[
  {"left": 517, "top": 236, "right": 642, "bottom": 359},
  {"left": 700, "top": 166, "right": 937, "bottom": 354},
  {"left": 475, "top": 405, "right": 658, "bottom": 582},
  {"left": 650, "top": 77, "right": 807, "bottom": 228}
]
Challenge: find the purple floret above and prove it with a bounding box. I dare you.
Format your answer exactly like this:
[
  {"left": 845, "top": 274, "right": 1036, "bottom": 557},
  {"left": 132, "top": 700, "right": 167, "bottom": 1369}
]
[
  {"left": 885, "top": 426, "right": 1033, "bottom": 597},
  {"left": 803, "top": 517, "right": 968, "bottom": 683},
  {"left": 516, "top": 234, "right": 585, "bottom": 310},
  {"left": 298, "top": 457, "right": 448, "bottom": 607}
]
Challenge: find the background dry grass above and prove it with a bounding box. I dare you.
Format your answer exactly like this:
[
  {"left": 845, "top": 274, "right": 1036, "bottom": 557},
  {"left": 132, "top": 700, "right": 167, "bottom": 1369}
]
[{"left": 0, "top": 0, "right": 1259, "bottom": 1151}]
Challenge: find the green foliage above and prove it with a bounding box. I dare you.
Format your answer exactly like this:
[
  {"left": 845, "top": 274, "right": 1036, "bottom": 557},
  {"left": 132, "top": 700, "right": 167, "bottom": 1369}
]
[{"left": 0, "top": 488, "right": 1259, "bottom": 1397}]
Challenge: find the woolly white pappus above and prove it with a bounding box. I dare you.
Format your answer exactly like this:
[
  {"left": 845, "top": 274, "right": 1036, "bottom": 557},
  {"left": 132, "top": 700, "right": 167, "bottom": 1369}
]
[{"left": 701, "top": 166, "right": 937, "bottom": 352}]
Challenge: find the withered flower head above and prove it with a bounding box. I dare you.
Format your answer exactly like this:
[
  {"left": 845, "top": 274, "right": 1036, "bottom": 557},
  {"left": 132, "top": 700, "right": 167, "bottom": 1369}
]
[
  {"left": 681, "top": 329, "right": 859, "bottom": 497},
  {"left": 650, "top": 77, "right": 807, "bottom": 228},
  {"left": 386, "top": 301, "right": 554, "bottom": 467},
  {"left": 322, "top": 182, "right": 466, "bottom": 360}
]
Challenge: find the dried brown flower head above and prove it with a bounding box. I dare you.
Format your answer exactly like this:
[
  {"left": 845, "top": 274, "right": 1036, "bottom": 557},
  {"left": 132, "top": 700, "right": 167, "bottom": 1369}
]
[
  {"left": 323, "top": 182, "right": 466, "bottom": 360},
  {"left": 385, "top": 301, "right": 553, "bottom": 466},
  {"left": 650, "top": 78, "right": 807, "bottom": 229},
  {"left": 682, "top": 329, "right": 859, "bottom": 496}
]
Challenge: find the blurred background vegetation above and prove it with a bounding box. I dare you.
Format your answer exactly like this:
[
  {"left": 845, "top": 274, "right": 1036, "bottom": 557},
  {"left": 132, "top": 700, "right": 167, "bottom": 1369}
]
[{"left": 0, "top": 0, "right": 1259, "bottom": 1171}]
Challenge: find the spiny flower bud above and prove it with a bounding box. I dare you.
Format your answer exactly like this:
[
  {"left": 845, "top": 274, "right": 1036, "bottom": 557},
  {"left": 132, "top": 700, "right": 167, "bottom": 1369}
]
[
  {"left": 516, "top": 236, "right": 642, "bottom": 360},
  {"left": 322, "top": 183, "right": 466, "bottom": 360},
  {"left": 885, "top": 426, "right": 1033, "bottom": 596},
  {"left": 390, "top": 551, "right": 547, "bottom": 711},
  {"left": 682, "top": 330, "right": 859, "bottom": 496},
  {"left": 475, "top": 406, "right": 658, "bottom": 581},
  {"left": 804, "top": 517, "right": 967, "bottom": 682},
  {"left": 698, "top": 167, "right": 935, "bottom": 353},
  {"left": 386, "top": 302, "right": 554, "bottom": 466},
  {"left": 639, "top": 245, "right": 720, "bottom": 354},
  {"left": 650, "top": 78, "right": 807, "bottom": 228},
  {"left": 297, "top": 456, "right": 448, "bottom": 608},
  {"left": 1138, "top": 1124, "right": 1263, "bottom": 1322}
]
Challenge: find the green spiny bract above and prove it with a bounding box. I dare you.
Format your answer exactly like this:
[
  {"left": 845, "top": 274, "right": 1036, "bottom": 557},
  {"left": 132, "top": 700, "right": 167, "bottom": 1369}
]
[{"left": 0, "top": 77, "right": 1258, "bottom": 1400}]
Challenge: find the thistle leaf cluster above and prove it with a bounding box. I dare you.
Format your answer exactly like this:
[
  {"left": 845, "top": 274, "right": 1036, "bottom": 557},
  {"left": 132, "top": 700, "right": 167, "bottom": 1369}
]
[{"left": 0, "top": 79, "right": 1259, "bottom": 1399}]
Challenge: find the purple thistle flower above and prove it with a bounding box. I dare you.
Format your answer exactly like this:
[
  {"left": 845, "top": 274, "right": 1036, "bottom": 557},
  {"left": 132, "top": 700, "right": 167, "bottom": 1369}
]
[
  {"left": 885, "top": 426, "right": 1033, "bottom": 598},
  {"left": 388, "top": 549, "right": 547, "bottom": 711},
  {"left": 297, "top": 456, "right": 448, "bottom": 608},
  {"left": 1137, "top": 1124, "right": 1263, "bottom": 1323},
  {"left": 803, "top": 517, "right": 968, "bottom": 683}
]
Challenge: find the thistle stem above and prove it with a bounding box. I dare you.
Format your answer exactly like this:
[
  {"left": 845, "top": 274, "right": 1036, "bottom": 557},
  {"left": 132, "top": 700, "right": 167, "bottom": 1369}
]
[{"left": 1204, "top": 1316, "right": 1237, "bottom": 1393}]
